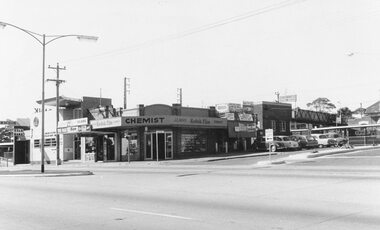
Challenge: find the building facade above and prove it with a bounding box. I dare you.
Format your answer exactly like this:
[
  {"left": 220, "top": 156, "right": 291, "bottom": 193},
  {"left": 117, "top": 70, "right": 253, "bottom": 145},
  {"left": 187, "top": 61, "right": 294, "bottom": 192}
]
[
  {"left": 89, "top": 104, "right": 228, "bottom": 161},
  {"left": 30, "top": 96, "right": 111, "bottom": 164}
]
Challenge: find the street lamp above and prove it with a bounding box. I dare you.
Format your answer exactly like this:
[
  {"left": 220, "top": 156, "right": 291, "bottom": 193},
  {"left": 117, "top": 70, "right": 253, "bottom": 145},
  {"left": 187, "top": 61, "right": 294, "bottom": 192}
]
[{"left": 0, "top": 21, "right": 98, "bottom": 173}]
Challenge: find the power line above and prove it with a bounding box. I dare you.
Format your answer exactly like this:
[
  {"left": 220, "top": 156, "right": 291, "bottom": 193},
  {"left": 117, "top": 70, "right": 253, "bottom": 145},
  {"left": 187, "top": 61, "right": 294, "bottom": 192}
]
[{"left": 65, "top": 0, "right": 307, "bottom": 63}]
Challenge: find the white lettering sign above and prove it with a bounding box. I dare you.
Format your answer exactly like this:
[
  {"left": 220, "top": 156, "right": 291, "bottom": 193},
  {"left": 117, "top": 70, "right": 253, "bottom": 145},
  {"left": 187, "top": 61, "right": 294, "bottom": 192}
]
[{"left": 58, "top": 118, "right": 88, "bottom": 128}]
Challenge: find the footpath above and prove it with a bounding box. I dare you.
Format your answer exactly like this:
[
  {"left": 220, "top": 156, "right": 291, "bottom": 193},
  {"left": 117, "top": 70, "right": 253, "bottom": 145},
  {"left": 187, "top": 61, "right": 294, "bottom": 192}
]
[{"left": 1, "top": 145, "right": 379, "bottom": 177}]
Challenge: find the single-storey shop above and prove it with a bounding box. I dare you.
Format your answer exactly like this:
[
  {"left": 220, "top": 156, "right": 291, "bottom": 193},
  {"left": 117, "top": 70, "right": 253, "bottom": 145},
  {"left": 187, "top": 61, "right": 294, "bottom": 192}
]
[{"left": 88, "top": 104, "right": 228, "bottom": 161}]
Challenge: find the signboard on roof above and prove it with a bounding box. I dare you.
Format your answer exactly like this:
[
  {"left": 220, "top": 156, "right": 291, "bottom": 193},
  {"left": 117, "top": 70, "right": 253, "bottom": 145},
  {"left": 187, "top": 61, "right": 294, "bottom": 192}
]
[
  {"left": 279, "top": 95, "right": 297, "bottom": 103},
  {"left": 215, "top": 103, "right": 242, "bottom": 113}
]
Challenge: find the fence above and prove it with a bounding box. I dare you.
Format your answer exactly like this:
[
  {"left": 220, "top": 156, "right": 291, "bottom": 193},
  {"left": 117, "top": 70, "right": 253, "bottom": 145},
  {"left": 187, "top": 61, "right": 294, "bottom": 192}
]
[
  {"left": 348, "top": 135, "right": 380, "bottom": 146},
  {"left": 0, "top": 152, "right": 13, "bottom": 167}
]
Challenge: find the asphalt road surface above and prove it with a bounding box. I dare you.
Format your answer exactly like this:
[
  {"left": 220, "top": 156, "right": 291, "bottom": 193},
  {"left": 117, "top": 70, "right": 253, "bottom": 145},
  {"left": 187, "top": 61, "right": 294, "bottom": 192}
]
[{"left": 0, "top": 149, "right": 379, "bottom": 230}]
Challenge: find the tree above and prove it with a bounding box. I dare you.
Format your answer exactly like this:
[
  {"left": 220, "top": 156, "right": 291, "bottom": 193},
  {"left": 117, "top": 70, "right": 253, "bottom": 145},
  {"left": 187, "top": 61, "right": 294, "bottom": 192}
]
[
  {"left": 338, "top": 107, "right": 353, "bottom": 118},
  {"left": 307, "top": 97, "right": 336, "bottom": 112}
]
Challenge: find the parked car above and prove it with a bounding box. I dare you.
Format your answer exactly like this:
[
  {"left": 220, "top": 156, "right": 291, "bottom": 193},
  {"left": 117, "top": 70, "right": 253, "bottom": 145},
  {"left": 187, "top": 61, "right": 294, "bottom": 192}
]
[
  {"left": 290, "top": 135, "right": 319, "bottom": 149},
  {"left": 257, "top": 137, "right": 284, "bottom": 152},
  {"left": 325, "top": 133, "right": 348, "bottom": 147},
  {"left": 311, "top": 134, "right": 336, "bottom": 148},
  {"left": 273, "top": 136, "right": 300, "bottom": 150},
  {"left": 258, "top": 136, "right": 299, "bottom": 152}
]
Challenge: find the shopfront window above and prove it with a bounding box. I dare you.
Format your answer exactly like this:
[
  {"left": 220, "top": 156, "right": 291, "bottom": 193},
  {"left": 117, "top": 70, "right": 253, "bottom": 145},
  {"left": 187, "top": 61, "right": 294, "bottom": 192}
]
[
  {"left": 122, "top": 132, "right": 139, "bottom": 161},
  {"left": 145, "top": 134, "right": 152, "bottom": 159},
  {"left": 181, "top": 131, "right": 207, "bottom": 153},
  {"left": 165, "top": 133, "right": 173, "bottom": 159},
  {"left": 84, "top": 137, "right": 96, "bottom": 162},
  {"left": 105, "top": 135, "right": 115, "bottom": 161}
]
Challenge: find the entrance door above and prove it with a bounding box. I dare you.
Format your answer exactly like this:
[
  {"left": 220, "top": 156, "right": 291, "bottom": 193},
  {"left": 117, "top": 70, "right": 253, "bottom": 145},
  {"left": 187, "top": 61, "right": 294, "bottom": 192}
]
[
  {"left": 73, "top": 136, "right": 81, "bottom": 160},
  {"left": 145, "top": 131, "right": 173, "bottom": 160}
]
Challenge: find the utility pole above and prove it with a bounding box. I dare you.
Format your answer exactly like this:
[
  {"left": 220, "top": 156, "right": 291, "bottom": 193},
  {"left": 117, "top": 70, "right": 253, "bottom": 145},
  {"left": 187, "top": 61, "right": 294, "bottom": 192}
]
[
  {"left": 47, "top": 63, "right": 66, "bottom": 166},
  {"left": 177, "top": 88, "right": 182, "bottom": 106},
  {"left": 360, "top": 102, "right": 363, "bottom": 118},
  {"left": 275, "top": 91, "right": 280, "bottom": 103},
  {"left": 99, "top": 88, "right": 102, "bottom": 107},
  {"left": 124, "top": 77, "right": 131, "bottom": 109}
]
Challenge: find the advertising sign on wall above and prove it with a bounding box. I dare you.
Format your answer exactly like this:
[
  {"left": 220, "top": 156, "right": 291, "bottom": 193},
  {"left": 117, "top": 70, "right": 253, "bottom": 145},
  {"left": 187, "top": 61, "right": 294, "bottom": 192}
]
[
  {"left": 219, "top": 113, "right": 235, "bottom": 120},
  {"left": 238, "top": 113, "right": 253, "bottom": 121},
  {"left": 58, "top": 118, "right": 88, "bottom": 128},
  {"left": 91, "top": 117, "right": 122, "bottom": 129}
]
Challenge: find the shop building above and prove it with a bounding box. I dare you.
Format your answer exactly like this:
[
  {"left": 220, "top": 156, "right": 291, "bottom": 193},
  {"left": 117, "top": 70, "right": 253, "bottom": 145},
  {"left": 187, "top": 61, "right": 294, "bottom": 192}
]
[
  {"left": 89, "top": 104, "right": 229, "bottom": 161},
  {"left": 252, "top": 101, "right": 292, "bottom": 136},
  {"left": 30, "top": 96, "right": 111, "bottom": 164},
  {"left": 215, "top": 102, "right": 258, "bottom": 152},
  {"left": 0, "top": 119, "right": 30, "bottom": 165}
]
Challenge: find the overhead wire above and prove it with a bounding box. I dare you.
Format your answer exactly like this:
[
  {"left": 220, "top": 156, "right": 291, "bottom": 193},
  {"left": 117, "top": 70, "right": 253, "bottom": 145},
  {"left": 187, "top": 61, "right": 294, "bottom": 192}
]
[{"left": 64, "top": 0, "right": 307, "bottom": 63}]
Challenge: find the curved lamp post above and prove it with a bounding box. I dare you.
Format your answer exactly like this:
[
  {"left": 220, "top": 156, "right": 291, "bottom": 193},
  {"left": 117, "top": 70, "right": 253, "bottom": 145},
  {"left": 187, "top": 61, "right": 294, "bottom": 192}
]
[{"left": 0, "top": 21, "right": 98, "bottom": 173}]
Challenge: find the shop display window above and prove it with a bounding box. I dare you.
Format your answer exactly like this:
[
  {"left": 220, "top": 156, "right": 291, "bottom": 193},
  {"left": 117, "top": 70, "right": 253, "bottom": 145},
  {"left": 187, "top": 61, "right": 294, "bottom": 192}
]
[{"left": 181, "top": 132, "right": 207, "bottom": 153}]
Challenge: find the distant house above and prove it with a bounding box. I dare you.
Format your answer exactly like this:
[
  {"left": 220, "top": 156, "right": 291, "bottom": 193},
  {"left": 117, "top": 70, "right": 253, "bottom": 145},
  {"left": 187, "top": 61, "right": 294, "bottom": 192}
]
[{"left": 348, "top": 101, "right": 380, "bottom": 125}]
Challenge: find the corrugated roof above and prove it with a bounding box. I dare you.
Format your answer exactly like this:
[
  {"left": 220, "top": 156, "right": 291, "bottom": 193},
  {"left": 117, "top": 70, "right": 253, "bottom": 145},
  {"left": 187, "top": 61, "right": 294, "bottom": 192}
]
[{"left": 365, "top": 101, "right": 380, "bottom": 114}]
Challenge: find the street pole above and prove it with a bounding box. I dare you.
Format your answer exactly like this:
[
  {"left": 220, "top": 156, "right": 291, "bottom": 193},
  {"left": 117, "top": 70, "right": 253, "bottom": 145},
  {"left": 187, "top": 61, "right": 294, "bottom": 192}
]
[
  {"left": 275, "top": 91, "right": 280, "bottom": 103},
  {"left": 124, "top": 77, "right": 130, "bottom": 110},
  {"left": 41, "top": 34, "right": 46, "bottom": 173},
  {"left": 124, "top": 78, "right": 127, "bottom": 109},
  {"left": 0, "top": 21, "right": 98, "bottom": 173},
  {"left": 47, "top": 63, "right": 66, "bottom": 166},
  {"left": 177, "top": 88, "right": 182, "bottom": 106}
]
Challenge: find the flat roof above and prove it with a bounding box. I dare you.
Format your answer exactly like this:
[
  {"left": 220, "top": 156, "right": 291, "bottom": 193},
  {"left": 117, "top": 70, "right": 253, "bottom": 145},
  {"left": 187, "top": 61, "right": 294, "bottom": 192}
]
[{"left": 36, "top": 96, "right": 82, "bottom": 107}]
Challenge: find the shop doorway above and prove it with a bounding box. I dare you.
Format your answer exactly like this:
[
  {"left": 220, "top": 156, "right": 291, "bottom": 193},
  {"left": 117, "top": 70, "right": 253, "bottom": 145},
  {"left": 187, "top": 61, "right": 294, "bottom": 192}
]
[
  {"left": 73, "top": 136, "right": 81, "bottom": 160},
  {"left": 95, "top": 134, "right": 116, "bottom": 162},
  {"left": 145, "top": 131, "right": 173, "bottom": 160}
]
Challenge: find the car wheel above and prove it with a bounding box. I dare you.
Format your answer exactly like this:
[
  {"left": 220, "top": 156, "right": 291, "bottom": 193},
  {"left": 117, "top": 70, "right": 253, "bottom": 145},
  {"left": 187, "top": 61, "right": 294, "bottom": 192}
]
[{"left": 270, "top": 145, "right": 277, "bottom": 152}]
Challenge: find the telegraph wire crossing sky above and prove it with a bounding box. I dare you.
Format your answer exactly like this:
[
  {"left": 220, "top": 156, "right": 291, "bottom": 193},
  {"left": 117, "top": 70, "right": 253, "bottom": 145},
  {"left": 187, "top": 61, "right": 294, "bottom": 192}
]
[{"left": 1, "top": 0, "right": 380, "bottom": 120}]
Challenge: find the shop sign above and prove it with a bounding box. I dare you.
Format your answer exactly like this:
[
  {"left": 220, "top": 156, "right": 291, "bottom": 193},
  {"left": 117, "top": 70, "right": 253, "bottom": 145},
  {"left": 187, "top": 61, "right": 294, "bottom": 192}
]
[
  {"left": 0, "top": 121, "right": 16, "bottom": 125},
  {"left": 33, "top": 117, "right": 39, "bottom": 127},
  {"left": 219, "top": 113, "right": 235, "bottom": 120},
  {"left": 91, "top": 117, "right": 122, "bottom": 129},
  {"left": 238, "top": 113, "right": 253, "bottom": 121},
  {"left": 265, "top": 129, "right": 274, "bottom": 142},
  {"left": 120, "top": 116, "right": 227, "bottom": 128},
  {"left": 279, "top": 95, "right": 297, "bottom": 103},
  {"left": 243, "top": 101, "right": 254, "bottom": 106},
  {"left": 215, "top": 103, "right": 242, "bottom": 113},
  {"left": 58, "top": 125, "right": 91, "bottom": 134},
  {"left": 234, "top": 123, "right": 256, "bottom": 132},
  {"left": 58, "top": 118, "right": 88, "bottom": 128}
]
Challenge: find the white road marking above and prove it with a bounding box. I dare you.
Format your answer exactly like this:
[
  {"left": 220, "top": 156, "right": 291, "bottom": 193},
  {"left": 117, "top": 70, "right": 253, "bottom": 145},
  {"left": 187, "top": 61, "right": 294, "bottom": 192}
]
[
  {"left": 110, "top": 207, "right": 194, "bottom": 220},
  {"left": 325, "top": 156, "right": 380, "bottom": 159}
]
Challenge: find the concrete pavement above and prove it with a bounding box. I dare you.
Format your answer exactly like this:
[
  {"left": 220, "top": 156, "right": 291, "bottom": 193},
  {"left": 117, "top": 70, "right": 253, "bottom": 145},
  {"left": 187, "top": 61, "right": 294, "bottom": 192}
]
[
  {"left": 257, "top": 145, "right": 380, "bottom": 166},
  {"left": 1, "top": 145, "right": 379, "bottom": 176}
]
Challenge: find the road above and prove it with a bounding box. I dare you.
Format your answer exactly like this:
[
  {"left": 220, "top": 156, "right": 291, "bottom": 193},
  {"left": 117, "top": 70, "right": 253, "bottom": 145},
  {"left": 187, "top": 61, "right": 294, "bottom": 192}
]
[{"left": 0, "top": 149, "right": 379, "bottom": 230}]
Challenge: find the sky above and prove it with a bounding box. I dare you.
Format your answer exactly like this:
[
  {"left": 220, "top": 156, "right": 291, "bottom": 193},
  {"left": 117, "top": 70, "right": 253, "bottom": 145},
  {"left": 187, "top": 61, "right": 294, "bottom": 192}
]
[{"left": 1, "top": 0, "right": 380, "bottom": 120}]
